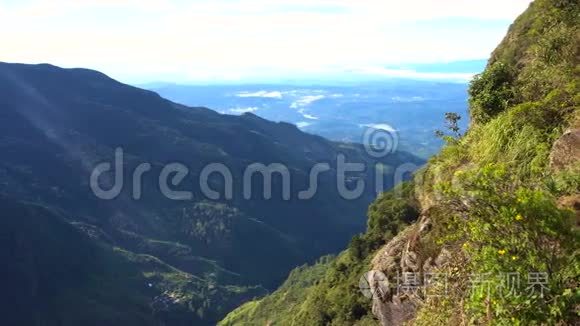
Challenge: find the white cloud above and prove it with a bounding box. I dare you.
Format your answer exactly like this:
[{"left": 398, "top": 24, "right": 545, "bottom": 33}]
[
  {"left": 361, "top": 124, "right": 397, "bottom": 133},
  {"left": 236, "top": 91, "right": 283, "bottom": 99},
  {"left": 342, "top": 0, "right": 532, "bottom": 21},
  {"left": 302, "top": 113, "right": 319, "bottom": 120},
  {"left": 354, "top": 66, "right": 475, "bottom": 81},
  {"left": 229, "top": 106, "right": 260, "bottom": 113},
  {"left": 296, "top": 121, "right": 312, "bottom": 128},
  {"left": 290, "top": 95, "right": 326, "bottom": 109},
  {"left": 391, "top": 96, "right": 425, "bottom": 102},
  {"left": 0, "top": 0, "right": 532, "bottom": 82}
]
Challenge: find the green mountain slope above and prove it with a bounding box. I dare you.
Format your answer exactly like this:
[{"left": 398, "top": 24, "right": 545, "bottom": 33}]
[
  {"left": 219, "top": 182, "right": 420, "bottom": 325},
  {"left": 0, "top": 62, "right": 422, "bottom": 325},
  {"left": 219, "top": 255, "right": 335, "bottom": 325},
  {"left": 220, "top": 0, "right": 579, "bottom": 324},
  {"left": 0, "top": 195, "right": 263, "bottom": 325}
]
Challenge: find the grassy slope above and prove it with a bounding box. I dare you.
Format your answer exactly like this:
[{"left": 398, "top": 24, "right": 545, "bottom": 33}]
[
  {"left": 220, "top": 0, "right": 579, "bottom": 324},
  {"left": 412, "top": 1, "right": 579, "bottom": 323}
]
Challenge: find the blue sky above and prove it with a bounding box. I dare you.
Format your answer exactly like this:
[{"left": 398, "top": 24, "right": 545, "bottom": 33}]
[{"left": 0, "top": 0, "right": 532, "bottom": 83}]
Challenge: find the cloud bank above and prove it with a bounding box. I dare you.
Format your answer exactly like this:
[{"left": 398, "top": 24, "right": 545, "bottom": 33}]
[{"left": 0, "top": 0, "right": 532, "bottom": 83}]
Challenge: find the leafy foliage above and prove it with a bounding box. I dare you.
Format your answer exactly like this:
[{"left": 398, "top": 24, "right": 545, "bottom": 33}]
[
  {"left": 351, "top": 182, "right": 419, "bottom": 260},
  {"left": 469, "top": 62, "right": 515, "bottom": 124},
  {"left": 220, "top": 183, "right": 420, "bottom": 325},
  {"left": 414, "top": 1, "right": 580, "bottom": 323},
  {"left": 418, "top": 164, "right": 579, "bottom": 325}
]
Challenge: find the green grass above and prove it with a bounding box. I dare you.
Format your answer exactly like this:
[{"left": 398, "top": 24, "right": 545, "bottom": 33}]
[{"left": 219, "top": 256, "right": 333, "bottom": 325}]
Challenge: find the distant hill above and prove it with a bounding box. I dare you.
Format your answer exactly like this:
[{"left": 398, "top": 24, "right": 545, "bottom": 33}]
[
  {"left": 146, "top": 81, "right": 470, "bottom": 158},
  {"left": 0, "top": 62, "right": 423, "bottom": 325}
]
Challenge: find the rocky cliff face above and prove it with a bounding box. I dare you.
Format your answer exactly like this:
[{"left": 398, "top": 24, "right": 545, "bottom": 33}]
[
  {"left": 550, "top": 128, "right": 580, "bottom": 172},
  {"left": 551, "top": 127, "right": 580, "bottom": 227},
  {"left": 366, "top": 0, "right": 579, "bottom": 324},
  {"left": 368, "top": 126, "right": 580, "bottom": 325}
]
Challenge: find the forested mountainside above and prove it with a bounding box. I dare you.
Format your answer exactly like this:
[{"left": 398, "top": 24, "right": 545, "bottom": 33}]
[
  {"left": 220, "top": 0, "right": 580, "bottom": 324},
  {"left": 0, "top": 62, "right": 422, "bottom": 325}
]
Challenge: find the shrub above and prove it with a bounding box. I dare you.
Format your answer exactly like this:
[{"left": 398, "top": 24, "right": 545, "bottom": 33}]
[
  {"left": 436, "top": 164, "right": 578, "bottom": 324},
  {"left": 469, "top": 62, "right": 515, "bottom": 124}
]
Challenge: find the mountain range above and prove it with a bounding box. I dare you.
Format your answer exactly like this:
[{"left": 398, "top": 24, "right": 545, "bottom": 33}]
[
  {"left": 0, "top": 61, "right": 422, "bottom": 325},
  {"left": 1, "top": 0, "right": 577, "bottom": 325}
]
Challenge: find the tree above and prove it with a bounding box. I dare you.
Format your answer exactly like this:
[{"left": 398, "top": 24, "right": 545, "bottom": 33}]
[
  {"left": 435, "top": 112, "right": 462, "bottom": 140},
  {"left": 444, "top": 112, "right": 462, "bottom": 137}
]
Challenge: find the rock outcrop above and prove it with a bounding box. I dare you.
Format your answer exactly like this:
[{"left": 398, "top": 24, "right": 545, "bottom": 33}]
[
  {"left": 549, "top": 128, "right": 580, "bottom": 172},
  {"left": 369, "top": 210, "right": 448, "bottom": 325}
]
